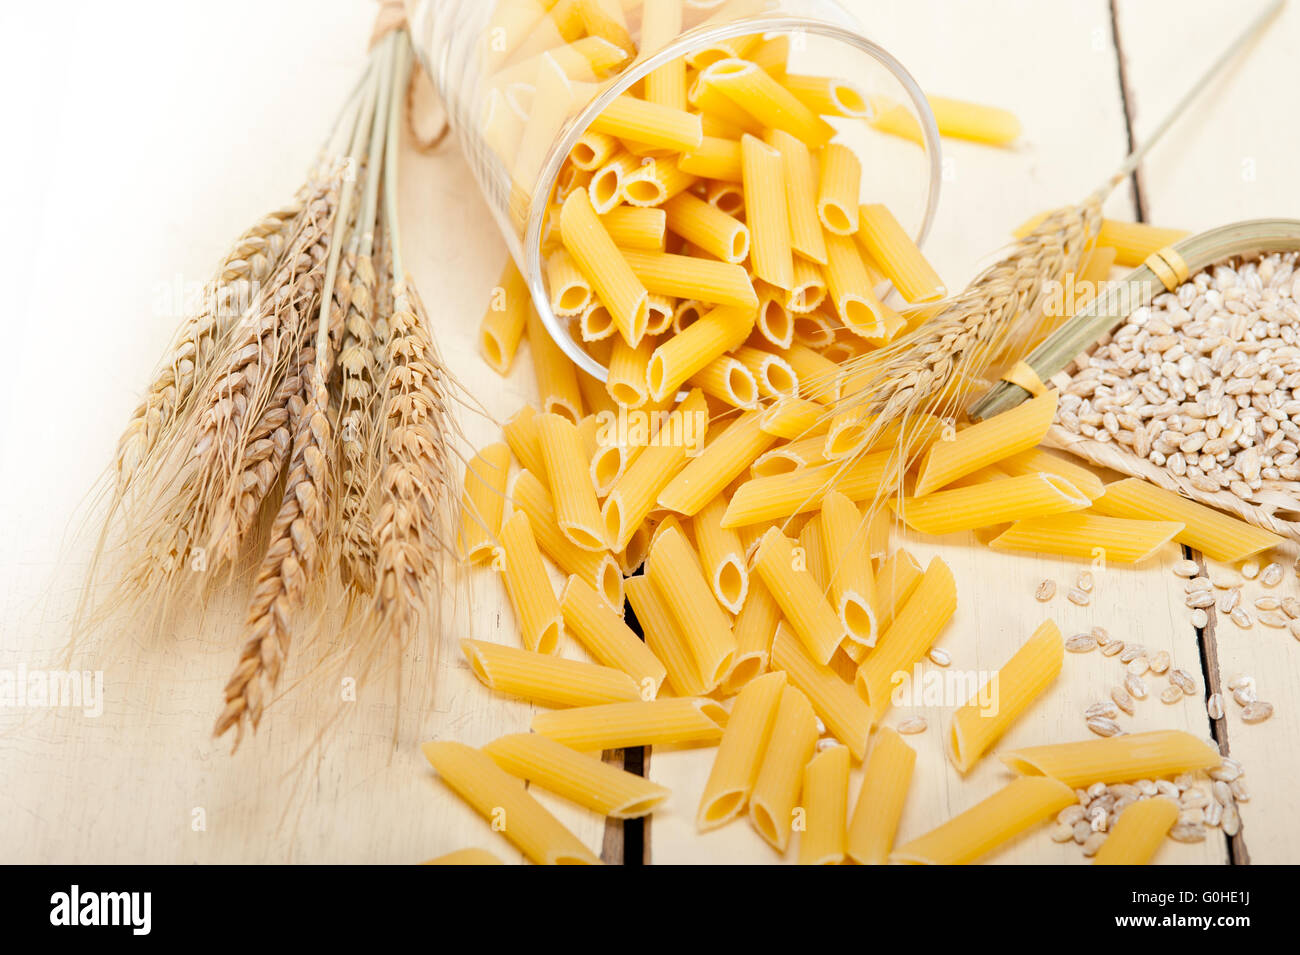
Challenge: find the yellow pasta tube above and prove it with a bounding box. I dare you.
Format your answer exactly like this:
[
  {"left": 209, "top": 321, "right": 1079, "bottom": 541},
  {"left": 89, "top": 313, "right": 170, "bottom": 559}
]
[
  {"left": 421, "top": 741, "right": 601, "bottom": 865},
  {"left": 621, "top": 248, "right": 758, "bottom": 309},
  {"left": 560, "top": 187, "right": 650, "bottom": 345},
  {"left": 624, "top": 574, "right": 713, "bottom": 696},
  {"left": 579, "top": 300, "right": 616, "bottom": 341},
  {"left": 421, "top": 848, "right": 503, "bottom": 865},
  {"left": 662, "top": 191, "right": 750, "bottom": 264},
  {"left": 891, "top": 776, "right": 1074, "bottom": 865},
  {"left": 868, "top": 93, "right": 1020, "bottom": 147},
  {"left": 733, "top": 344, "right": 798, "bottom": 400},
  {"left": 855, "top": 557, "right": 956, "bottom": 720},
  {"left": 607, "top": 334, "right": 656, "bottom": 408},
  {"left": 537, "top": 412, "right": 607, "bottom": 551},
  {"left": 600, "top": 205, "right": 667, "bottom": 250},
  {"left": 692, "top": 494, "right": 749, "bottom": 613},
  {"left": 646, "top": 305, "right": 754, "bottom": 402},
  {"left": 1093, "top": 798, "right": 1179, "bottom": 866},
  {"left": 639, "top": 0, "right": 686, "bottom": 109},
  {"left": 948, "top": 621, "right": 1064, "bottom": 773},
  {"left": 698, "top": 670, "right": 787, "bottom": 830},
  {"left": 511, "top": 469, "right": 624, "bottom": 610},
  {"left": 855, "top": 202, "right": 945, "bottom": 303},
  {"left": 602, "top": 389, "right": 709, "bottom": 548},
  {"left": 513, "top": 54, "right": 593, "bottom": 212},
  {"left": 480, "top": 260, "right": 529, "bottom": 374},
  {"left": 483, "top": 732, "right": 670, "bottom": 819},
  {"left": 503, "top": 405, "right": 542, "bottom": 477},
  {"left": 678, "top": 135, "right": 744, "bottom": 181},
  {"left": 546, "top": 247, "right": 592, "bottom": 315},
  {"left": 846, "top": 727, "right": 916, "bottom": 865},
  {"left": 748, "top": 33, "right": 789, "bottom": 75},
  {"left": 824, "top": 231, "right": 890, "bottom": 337},
  {"left": 799, "top": 743, "right": 849, "bottom": 865},
  {"left": 753, "top": 529, "right": 843, "bottom": 665},
  {"left": 573, "top": 0, "right": 635, "bottom": 54},
  {"left": 684, "top": 31, "right": 760, "bottom": 69},
  {"left": 646, "top": 525, "right": 738, "bottom": 687},
  {"left": 589, "top": 151, "right": 636, "bottom": 213},
  {"left": 495, "top": 511, "right": 563, "bottom": 654},
  {"left": 741, "top": 133, "right": 794, "bottom": 290},
  {"left": 461, "top": 638, "right": 640, "bottom": 707},
  {"left": 525, "top": 305, "right": 583, "bottom": 422},
  {"left": 688, "top": 354, "right": 758, "bottom": 409},
  {"left": 560, "top": 576, "right": 666, "bottom": 696},
  {"left": 1000, "top": 730, "right": 1223, "bottom": 787},
  {"left": 988, "top": 513, "right": 1184, "bottom": 564},
  {"left": 701, "top": 58, "right": 835, "bottom": 145},
  {"left": 722, "top": 451, "right": 893, "bottom": 527},
  {"left": 819, "top": 491, "right": 878, "bottom": 648},
  {"left": 1091, "top": 477, "right": 1283, "bottom": 562},
  {"left": 724, "top": 576, "right": 781, "bottom": 693},
  {"left": 532, "top": 697, "right": 727, "bottom": 750},
  {"left": 996, "top": 447, "right": 1106, "bottom": 500},
  {"left": 770, "top": 625, "right": 874, "bottom": 761},
  {"left": 914, "top": 391, "right": 1058, "bottom": 496},
  {"left": 752, "top": 434, "right": 827, "bottom": 476},
  {"left": 764, "top": 129, "right": 826, "bottom": 265},
  {"left": 704, "top": 178, "right": 745, "bottom": 215},
  {"left": 571, "top": 128, "right": 620, "bottom": 170},
  {"left": 749, "top": 685, "right": 819, "bottom": 853},
  {"left": 817, "top": 144, "right": 860, "bottom": 235},
  {"left": 1096, "top": 219, "right": 1190, "bottom": 267},
  {"left": 892, "top": 473, "right": 1090, "bottom": 535},
  {"left": 759, "top": 396, "right": 828, "bottom": 439},
  {"left": 658, "top": 410, "right": 776, "bottom": 515},
  {"left": 645, "top": 293, "right": 675, "bottom": 334},
  {"left": 458, "top": 443, "right": 510, "bottom": 563},
  {"left": 779, "top": 73, "right": 869, "bottom": 118},
  {"left": 589, "top": 94, "right": 703, "bottom": 152}
]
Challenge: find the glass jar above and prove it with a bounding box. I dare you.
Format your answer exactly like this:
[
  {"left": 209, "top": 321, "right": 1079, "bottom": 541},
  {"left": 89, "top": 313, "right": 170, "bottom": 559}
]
[{"left": 405, "top": 0, "right": 942, "bottom": 381}]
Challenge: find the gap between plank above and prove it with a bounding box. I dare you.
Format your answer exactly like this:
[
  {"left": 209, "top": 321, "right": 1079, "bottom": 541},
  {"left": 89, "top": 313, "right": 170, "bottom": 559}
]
[{"left": 1108, "top": 0, "right": 1150, "bottom": 222}]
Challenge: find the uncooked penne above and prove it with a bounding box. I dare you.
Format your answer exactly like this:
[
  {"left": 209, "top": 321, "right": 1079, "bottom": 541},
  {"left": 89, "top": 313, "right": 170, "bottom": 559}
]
[
  {"left": 846, "top": 727, "right": 916, "bottom": 865},
  {"left": 892, "top": 473, "right": 1090, "bottom": 535},
  {"left": 749, "top": 685, "right": 819, "bottom": 853},
  {"left": 996, "top": 447, "right": 1106, "bottom": 500},
  {"left": 819, "top": 491, "right": 878, "bottom": 648},
  {"left": 1090, "top": 477, "right": 1283, "bottom": 562},
  {"left": 856, "top": 202, "right": 945, "bottom": 303},
  {"left": 817, "top": 144, "right": 860, "bottom": 235},
  {"left": 868, "top": 93, "right": 1021, "bottom": 147},
  {"left": 1000, "top": 730, "right": 1222, "bottom": 787},
  {"left": 657, "top": 410, "right": 777, "bottom": 515},
  {"left": 483, "top": 732, "right": 670, "bottom": 819},
  {"left": 687, "top": 354, "right": 758, "bottom": 409},
  {"left": 891, "top": 776, "right": 1075, "bottom": 865},
  {"left": 646, "top": 305, "right": 754, "bottom": 402},
  {"left": 546, "top": 247, "right": 592, "bottom": 315},
  {"left": 571, "top": 128, "right": 620, "bottom": 170},
  {"left": 779, "top": 72, "right": 869, "bottom": 118},
  {"left": 560, "top": 576, "right": 666, "bottom": 697},
  {"left": 532, "top": 697, "right": 727, "bottom": 750},
  {"left": 607, "top": 334, "right": 655, "bottom": 408},
  {"left": 421, "top": 848, "right": 503, "bottom": 866},
  {"left": 725, "top": 576, "right": 781, "bottom": 693},
  {"left": 537, "top": 412, "right": 606, "bottom": 551},
  {"left": 913, "top": 391, "right": 1058, "bottom": 496},
  {"left": 734, "top": 344, "right": 798, "bottom": 399},
  {"left": 770, "top": 625, "right": 873, "bottom": 761},
  {"left": 525, "top": 306, "right": 583, "bottom": 422},
  {"left": 824, "top": 231, "right": 890, "bottom": 338},
  {"left": 589, "top": 94, "right": 703, "bottom": 152},
  {"left": 988, "top": 513, "right": 1184, "bottom": 564},
  {"left": 701, "top": 58, "right": 834, "bottom": 145},
  {"left": 741, "top": 133, "right": 794, "bottom": 290},
  {"left": 494, "top": 511, "right": 563, "bottom": 654},
  {"left": 799, "top": 743, "right": 850, "bottom": 865},
  {"left": 765, "top": 129, "right": 827, "bottom": 265},
  {"left": 1097, "top": 219, "right": 1191, "bottom": 267},
  {"left": 458, "top": 443, "right": 510, "bottom": 563},
  {"left": 678, "top": 135, "right": 743, "bottom": 180},
  {"left": 621, "top": 249, "right": 758, "bottom": 308},
  {"left": 698, "top": 670, "right": 786, "bottom": 831},
  {"left": 646, "top": 525, "right": 738, "bottom": 687},
  {"left": 753, "top": 528, "right": 843, "bottom": 665},
  {"left": 662, "top": 191, "right": 750, "bottom": 264},
  {"left": 461, "top": 638, "right": 640, "bottom": 707},
  {"left": 480, "top": 260, "right": 529, "bottom": 374},
  {"left": 625, "top": 574, "right": 713, "bottom": 697},
  {"left": 722, "top": 451, "right": 893, "bottom": 527},
  {"left": 948, "top": 621, "right": 1064, "bottom": 773},
  {"left": 693, "top": 494, "right": 748, "bottom": 613},
  {"left": 855, "top": 557, "right": 957, "bottom": 720},
  {"left": 639, "top": 0, "right": 686, "bottom": 110},
  {"left": 421, "top": 741, "right": 601, "bottom": 865},
  {"left": 560, "top": 187, "right": 649, "bottom": 345},
  {"left": 759, "top": 396, "right": 828, "bottom": 439},
  {"left": 1093, "top": 797, "right": 1179, "bottom": 866},
  {"left": 600, "top": 205, "right": 667, "bottom": 250}
]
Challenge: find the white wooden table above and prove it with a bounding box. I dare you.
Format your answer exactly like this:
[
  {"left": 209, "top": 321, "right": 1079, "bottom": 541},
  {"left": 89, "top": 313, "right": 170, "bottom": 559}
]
[{"left": 1, "top": 0, "right": 1296, "bottom": 864}]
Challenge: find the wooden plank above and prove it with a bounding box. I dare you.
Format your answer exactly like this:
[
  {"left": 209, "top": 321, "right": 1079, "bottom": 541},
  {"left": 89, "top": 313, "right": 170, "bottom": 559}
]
[
  {"left": 1115, "top": 0, "right": 1300, "bottom": 864},
  {"left": 647, "top": 0, "right": 1223, "bottom": 864}
]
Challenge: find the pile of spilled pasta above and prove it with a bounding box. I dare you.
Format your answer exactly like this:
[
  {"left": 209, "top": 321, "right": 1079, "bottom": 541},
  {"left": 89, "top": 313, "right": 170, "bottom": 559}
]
[{"left": 418, "top": 3, "right": 1276, "bottom": 866}]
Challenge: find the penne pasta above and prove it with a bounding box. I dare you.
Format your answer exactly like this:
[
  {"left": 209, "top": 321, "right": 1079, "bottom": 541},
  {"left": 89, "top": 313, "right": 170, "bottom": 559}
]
[
  {"left": 480, "top": 260, "right": 529, "bottom": 374},
  {"left": 733, "top": 344, "right": 798, "bottom": 399},
  {"left": 770, "top": 625, "right": 874, "bottom": 761},
  {"left": 645, "top": 525, "right": 738, "bottom": 687},
  {"left": 621, "top": 249, "right": 758, "bottom": 308},
  {"left": 787, "top": 257, "right": 828, "bottom": 314},
  {"left": 764, "top": 129, "right": 827, "bottom": 265},
  {"left": 749, "top": 684, "right": 819, "bottom": 853},
  {"left": 645, "top": 305, "right": 754, "bottom": 402},
  {"left": 678, "top": 135, "right": 744, "bottom": 181},
  {"left": 779, "top": 72, "right": 869, "bottom": 118},
  {"left": 662, "top": 191, "right": 750, "bottom": 264},
  {"left": 819, "top": 491, "right": 878, "bottom": 647},
  {"left": 483, "top": 732, "right": 670, "bottom": 819},
  {"left": 799, "top": 744, "right": 850, "bottom": 865},
  {"left": 458, "top": 443, "right": 511, "bottom": 563},
  {"left": 579, "top": 300, "right": 616, "bottom": 341},
  {"left": 855, "top": 557, "right": 957, "bottom": 720},
  {"left": 589, "top": 95, "right": 704, "bottom": 152},
  {"left": 891, "top": 473, "right": 1091, "bottom": 535},
  {"left": 824, "top": 231, "right": 890, "bottom": 337},
  {"left": 701, "top": 58, "right": 835, "bottom": 145},
  {"left": 422, "top": 741, "right": 601, "bottom": 865},
  {"left": 1092, "top": 797, "right": 1179, "bottom": 866},
  {"left": 988, "top": 513, "right": 1184, "bottom": 564},
  {"left": 856, "top": 202, "right": 945, "bottom": 303},
  {"left": 753, "top": 528, "right": 844, "bottom": 665},
  {"left": 525, "top": 305, "right": 583, "bottom": 422},
  {"left": 741, "top": 133, "right": 795, "bottom": 289},
  {"left": 571, "top": 128, "right": 620, "bottom": 170},
  {"left": 817, "top": 143, "right": 860, "bottom": 235},
  {"left": 1090, "top": 477, "right": 1283, "bottom": 562},
  {"left": 947, "top": 621, "right": 1064, "bottom": 773},
  {"left": 559, "top": 187, "right": 649, "bottom": 345},
  {"left": 546, "top": 247, "right": 592, "bottom": 315},
  {"left": 846, "top": 727, "right": 916, "bottom": 865},
  {"left": 607, "top": 334, "right": 656, "bottom": 408},
  {"left": 692, "top": 493, "right": 749, "bottom": 612},
  {"left": 759, "top": 396, "right": 828, "bottom": 439},
  {"left": 494, "top": 510, "right": 563, "bottom": 654},
  {"left": 537, "top": 412, "right": 607, "bottom": 551},
  {"left": 722, "top": 451, "right": 893, "bottom": 527},
  {"left": 687, "top": 354, "right": 758, "bottom": 408},
  {"left": 639, "top": 0, "right": 687, "bottom": 110},
  {"left": 461, "top": 638, "right": 641, "bottom": 707},
  {"left": 625, "top": 573, "right": 713, "bottom": 697},
  {"left": 724, "top": 575, "right": 781, "bottom": 693},
  {"left": 1097, "top": 220, "right": 1191, "bottom": 267},
  {"left": 913, "top": 391, "right": 1058, "bottom": 496},
  {"left": 532, "top": 697, "right": 728, "bottom": 750},
  {"left": 1000, "top": 730, "right": 1222, "bottom": 787},
  {"left": 573, "top": 0, "right": 635, "bottom": 56},
  {"left": 645, "top": 293, "right": 675, "bottom": 334},
  {"left": 752, "top": 434, "right": 828, "bottom": 476},
  {"left": 600, "top": 205, "right": 667, "bottom": 250},
  {"left": 996, "top": 447, "right": 1106, "bottom": 500},
  {"left": 868, "top": 93, "right": 1021, "bottom": 147},
  {"left": 890, "top": 776, "right": 1075, "bottom": 865},
  {"left": 560, "top": 576, "right": 667, "bottom": 696},
  {"left": 421, "top": 848, "right": 503, "bottom": 866},
  {"left": 698, "top": 670, "right": 787, "bottom": 831}
]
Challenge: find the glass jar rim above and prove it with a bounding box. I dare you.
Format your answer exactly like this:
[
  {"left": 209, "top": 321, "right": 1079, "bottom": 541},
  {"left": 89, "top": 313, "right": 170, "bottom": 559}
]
[{"left": 523, "top": 13, "right": 944, "bottom": 384}]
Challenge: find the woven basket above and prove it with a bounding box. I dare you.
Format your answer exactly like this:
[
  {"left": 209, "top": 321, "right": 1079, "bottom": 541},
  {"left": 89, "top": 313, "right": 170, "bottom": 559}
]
[{"left": 971, "top": 218, "right": 1300, "bottom": 543}]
